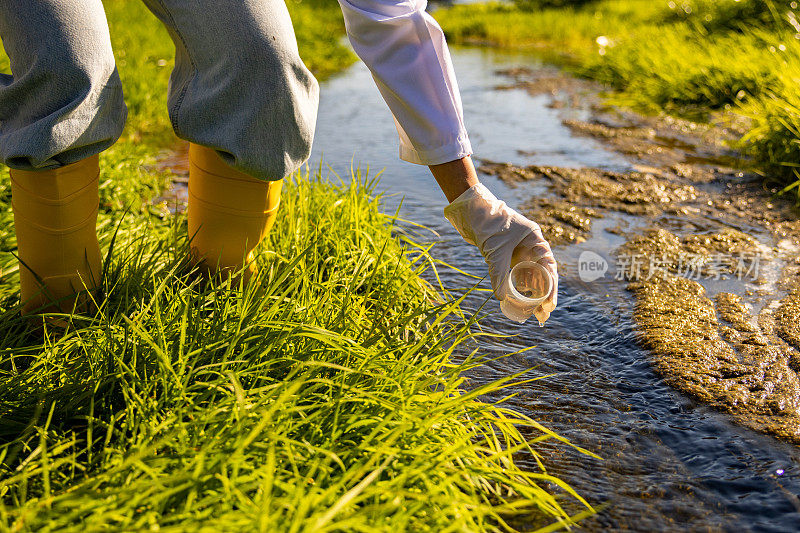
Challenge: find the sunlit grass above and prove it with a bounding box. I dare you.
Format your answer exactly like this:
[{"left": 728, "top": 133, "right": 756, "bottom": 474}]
[{"left": 0, "top": 170, "right": 593, "bottom": 531}]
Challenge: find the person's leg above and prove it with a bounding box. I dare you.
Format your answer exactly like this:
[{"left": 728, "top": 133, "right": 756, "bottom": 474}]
[
  {"left": 141, "top": 0, "right": 319, "bottom": 276},
  {"left": 0, "top": 0, "right": 126, "bottom": 312}
]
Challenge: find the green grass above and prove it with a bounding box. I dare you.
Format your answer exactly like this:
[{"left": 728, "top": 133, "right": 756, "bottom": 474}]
[
  {"left": 287, "top": 0, "right": 357, "bottom": 81},
  {"left": 0, "top": 0, "right": 591, "bottom": 530},
  {"left": 0, "top": 171, "right": 591, "bottom": 531},
  {"left": 435, "top": 0, "right": 800, "bottom": 187}
]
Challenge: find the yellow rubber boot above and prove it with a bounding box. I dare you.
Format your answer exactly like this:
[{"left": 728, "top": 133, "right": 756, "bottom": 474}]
[
  {"left": 10, "top": 155, "right": 103, "bottom": 314},
  {"left": 187, "top": 144, "right": 282, "bottom": 280}
]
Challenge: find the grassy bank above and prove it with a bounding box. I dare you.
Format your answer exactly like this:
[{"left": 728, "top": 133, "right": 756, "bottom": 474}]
[
  {"left": 0, "top": 0, "right": 590, "bottom": 530},
  {"left": 435, "top": 0, "right": 800, "bottom": 189}
]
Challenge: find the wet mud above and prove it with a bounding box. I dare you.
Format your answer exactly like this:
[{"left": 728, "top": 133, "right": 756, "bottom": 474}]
[
  {"left": 483, "top": 67, "right": 800, "bottom": 444},
  {"left": 776, "top": 289, "right": 800, "bottom": 352},
  {"left": 479, "top": 162, "right": 700, "bottom": 244},
  {"left": 494, "top": 65, "right": 595, "bottom": 107},
  {"left": 622, "top": 229, "right": 800, "bottom": 443}
]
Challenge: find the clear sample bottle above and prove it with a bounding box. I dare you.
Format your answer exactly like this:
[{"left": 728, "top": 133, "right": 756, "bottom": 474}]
[{"left": 500, "top": 261, "right": 554, "bottom": 324}]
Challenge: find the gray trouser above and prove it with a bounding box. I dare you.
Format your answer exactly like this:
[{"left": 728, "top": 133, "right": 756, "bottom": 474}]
[{"left": 0, "top": 0, "right": 319, "bottom": 180}]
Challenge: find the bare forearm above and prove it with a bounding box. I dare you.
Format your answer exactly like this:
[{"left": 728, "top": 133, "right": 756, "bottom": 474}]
[{"left": 429, "top": 156, "right": 480, "bottom": 203}]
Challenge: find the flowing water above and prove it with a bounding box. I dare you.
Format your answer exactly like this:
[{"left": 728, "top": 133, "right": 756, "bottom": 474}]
[{"left": 308, "top": 47, "right": 800, "bottom": 531}]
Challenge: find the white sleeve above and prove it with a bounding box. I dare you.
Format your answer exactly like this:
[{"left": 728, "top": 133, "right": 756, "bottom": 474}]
[{"left": 337, "top": 0, "right": 473, "bottom": 166}]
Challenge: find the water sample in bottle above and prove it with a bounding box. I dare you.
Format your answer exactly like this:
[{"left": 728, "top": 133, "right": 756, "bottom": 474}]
[{"left": 500, "top": 261, "right": 553, "bottom": 324}]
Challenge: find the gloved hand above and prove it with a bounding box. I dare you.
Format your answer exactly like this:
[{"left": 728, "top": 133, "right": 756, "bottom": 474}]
[{"left": 443, "top": 183, "right": 558, "bottom": 324}]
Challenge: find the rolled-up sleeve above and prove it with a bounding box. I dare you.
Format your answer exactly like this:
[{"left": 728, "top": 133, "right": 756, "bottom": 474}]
[{"left": 337, "top": 0, "right": 473, "bottom": 165}]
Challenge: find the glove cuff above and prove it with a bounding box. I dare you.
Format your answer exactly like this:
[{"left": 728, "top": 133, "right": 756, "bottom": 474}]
[{"left": 443, "top": 183, "right": 497, "bottom": 246}]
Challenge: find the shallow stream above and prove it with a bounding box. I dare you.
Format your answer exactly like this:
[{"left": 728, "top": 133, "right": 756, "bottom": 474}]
[{"left": 308, "top": 47, "right": 800, "bottom": 531}]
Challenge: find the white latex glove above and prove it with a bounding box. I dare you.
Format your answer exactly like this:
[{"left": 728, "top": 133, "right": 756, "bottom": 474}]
[{"left": 443, "top": 183, "right": 558, "bottom": 324}]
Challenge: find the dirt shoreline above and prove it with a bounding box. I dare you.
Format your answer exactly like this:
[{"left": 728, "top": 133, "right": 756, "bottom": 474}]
[{"left": 484, "top": 67, "right": 800, "bottom": 444}]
